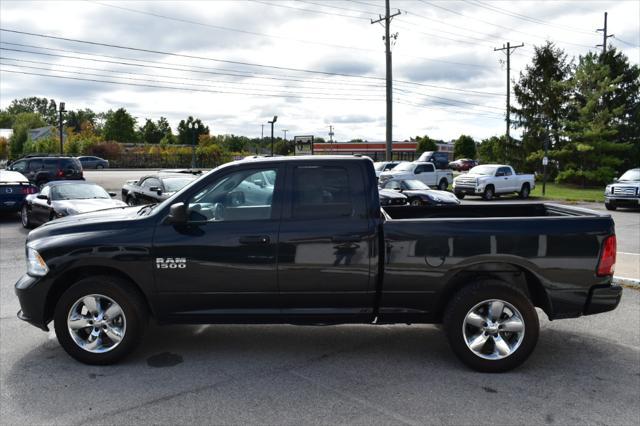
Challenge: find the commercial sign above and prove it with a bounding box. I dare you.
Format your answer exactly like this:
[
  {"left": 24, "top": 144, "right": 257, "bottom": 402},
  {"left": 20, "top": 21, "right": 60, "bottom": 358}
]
[{"left": 294, "top": 135, "right": 314, "bottom": 155}]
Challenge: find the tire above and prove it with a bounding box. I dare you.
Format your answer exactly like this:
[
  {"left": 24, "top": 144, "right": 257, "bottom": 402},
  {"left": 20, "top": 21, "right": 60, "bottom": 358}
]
[
  {"left": 126, "top": 196, "right": 136, "bottom": 206},
  {"left": 605, "top": 202, "right": 617, "bottom": 211},
  {"left": 53, "top": 276, "right": 148, "bottom": 365},
  {"left": 96, "top": 164, "right": 104, "bottom": 169},
  {"left": 21, "top": 204, "right": 33, "bottom": 229},
  {"left": 410, "top": 198, "right": 424, "bottom": 206},
  {"left": 438, "top": 179, "right": 448, "bottom": 191},
  {"left": 443, "top": 280, "right": 539, "bottom": 373},
  {"left": 454, "top": 192, "right": 466, "bottom": 200},
  {"left": 482, "top": 185, "right": 495, "bottom": 201},
  {"left": 519, "top": 183, "right": 530, "bottom": 199}
]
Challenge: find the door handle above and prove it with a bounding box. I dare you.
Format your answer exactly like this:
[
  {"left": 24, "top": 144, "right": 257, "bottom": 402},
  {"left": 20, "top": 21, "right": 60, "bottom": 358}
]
[
  {"left": 239, "top": 235, "right": 270, "bottom": 245},
  {"left": 331, "top": 235, "right": 362, "bottom": 243}
]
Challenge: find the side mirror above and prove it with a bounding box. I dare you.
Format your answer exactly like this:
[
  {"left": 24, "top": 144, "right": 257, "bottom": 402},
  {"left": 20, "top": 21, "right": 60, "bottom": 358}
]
[
  {"left": 37, "top": 194, "right": 48, "bottom": 200},
  {"left": 108, "top": 192, "right": 116, "bottom": 197},
  {"left": 612, "top": 177, "right": 618, "bottom": 183},
  {"left": 167, "top": 203, "right": 187, "bottom": 224},
  {"left": 393, "top": 188, "right": 402, "bottom": 192},
  {"left": 414, "top": 170, "right": 421, "bottom": 175},
  {"left": 149, "top": 186, "right": 163, "bottom": 195}
]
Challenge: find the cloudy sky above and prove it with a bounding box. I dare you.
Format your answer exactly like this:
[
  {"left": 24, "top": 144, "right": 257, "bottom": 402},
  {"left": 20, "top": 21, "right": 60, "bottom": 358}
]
[{"left": 0, "top": 0, "right": 638, "bottom": 142}]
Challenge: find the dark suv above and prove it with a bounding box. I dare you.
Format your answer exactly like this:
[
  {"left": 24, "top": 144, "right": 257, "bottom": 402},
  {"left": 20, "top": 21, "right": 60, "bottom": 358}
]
[
  {"left": 417, "top": 151, "right": 450, "bottom": 170},
  {"left": 7, "top": 156, "right": 84, "bottom": 187}
]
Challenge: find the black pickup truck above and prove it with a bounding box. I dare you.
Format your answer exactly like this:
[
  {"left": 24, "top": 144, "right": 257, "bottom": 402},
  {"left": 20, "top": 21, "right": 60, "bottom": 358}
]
[{"left": 15, "top": 156, "right": 621, "bottom": 372}]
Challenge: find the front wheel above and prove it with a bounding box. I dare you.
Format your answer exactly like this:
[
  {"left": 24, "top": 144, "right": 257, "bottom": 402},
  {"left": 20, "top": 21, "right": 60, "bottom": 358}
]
[
  {"left": 438, "top": 179, "right": 448, "bottom": 191},
  {"left": 54, "top": 276, "right": 148, "bottom": 365},
  {"left": 482, "top": 186, "right": 495, "bottom": 201},
  {"left": 21, "top": 204, "right": 33, "bottom": 229},
  {"left": 454, "top": 192, "right": 466, "bottom": 200},
  {"left": 605, "top": 202, "right": 617, "bottom": 211},
  {"left": 410, "top": 198, "right": 424, "bottom": 206},
  {"left": 96, "top": 164, "right": 104, "bottom": 169},
  {"left": 126, "top": 196, "right": 136, "bottom": 206},
  {"left": 443, "top": 280, "right": 539, "bottom": 372}
]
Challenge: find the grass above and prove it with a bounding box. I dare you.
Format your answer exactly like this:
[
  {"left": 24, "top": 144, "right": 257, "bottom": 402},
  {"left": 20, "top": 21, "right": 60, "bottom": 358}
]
[{"left": 530, "top": 182, "right": 605, "bottom": 203}]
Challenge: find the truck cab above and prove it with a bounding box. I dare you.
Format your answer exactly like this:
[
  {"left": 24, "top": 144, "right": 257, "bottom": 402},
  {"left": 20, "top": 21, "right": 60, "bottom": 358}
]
[{"left": 379, "top": 161, "right": 453, "bottom": 190}]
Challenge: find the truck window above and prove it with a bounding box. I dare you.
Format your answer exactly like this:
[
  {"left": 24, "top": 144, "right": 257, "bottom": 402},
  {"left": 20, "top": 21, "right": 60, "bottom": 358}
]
[
  {"left": 187, "top": 168, "right": 278, "bottom": 222},
  {"left": 415, "top": 164, "right": 434, "bottom": 174},
  {"left": 10, "top": 160, "right": 27, "bottom": 172},
  {"left": 498, "top": 167, "right": 512, "bottom": 176},
  {"left": 28, "top": 159, "right": 43, "bottom": 171},
  {"left": 292, "top": 166, "right": 352, "bottom": 219}
]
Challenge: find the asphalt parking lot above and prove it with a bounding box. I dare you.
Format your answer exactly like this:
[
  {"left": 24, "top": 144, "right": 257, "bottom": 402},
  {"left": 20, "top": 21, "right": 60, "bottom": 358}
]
[{"left": 0, "top": 170, "right": 638, "bottom": 425}]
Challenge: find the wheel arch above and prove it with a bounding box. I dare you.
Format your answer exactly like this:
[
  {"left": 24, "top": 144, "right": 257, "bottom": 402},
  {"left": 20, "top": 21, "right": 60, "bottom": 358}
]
[
  {"left": 44, "top": 266, "right": 155, "bottom": 324},
  {"left": 434, "top": 262, "right": 551, "bottom": 322}
]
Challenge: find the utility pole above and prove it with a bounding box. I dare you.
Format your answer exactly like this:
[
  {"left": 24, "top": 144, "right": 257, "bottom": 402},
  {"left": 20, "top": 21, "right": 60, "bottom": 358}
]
[
  {"left": 494, "top": 42, "right": 524, "bottom": 162},
  {"left": 58, "top": 102, "right": 65, "bottom": 154},
  {"left": 328, "top": 125, "right": 334, "bottom": 142},
  {"left": 596, "top": 12, "right": 614, "bottom": 54},
  {"left": 268, "top": 116, "right": 277, "bottom": 156},
  {"left": 282, "top": 129, "right": 288, "bottom": 141},
  {"left": 261, "top": 124, "right": 264, "bottom": 140},
  {"left": 371, "top": 0, "right": 401, "bottom": 161}
]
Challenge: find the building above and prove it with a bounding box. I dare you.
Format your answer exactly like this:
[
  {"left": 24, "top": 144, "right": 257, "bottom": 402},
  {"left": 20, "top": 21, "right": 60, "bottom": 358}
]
[{"left": 312, "top": 141, "right": 419, "bottom": 161}]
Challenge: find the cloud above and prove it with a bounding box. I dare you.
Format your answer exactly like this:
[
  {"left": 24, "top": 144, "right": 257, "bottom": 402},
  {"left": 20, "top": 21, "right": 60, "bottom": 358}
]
[
  {"left": 312, "top": 56, "right": 379, "bottom": 76},
  {"left": 326, "top": 114, "right": 382, "bottom": 124}
]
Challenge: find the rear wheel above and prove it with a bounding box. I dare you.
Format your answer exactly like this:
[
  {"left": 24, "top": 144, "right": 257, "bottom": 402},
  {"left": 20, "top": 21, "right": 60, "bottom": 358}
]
[
  {"left": 438, "top": 179, "right": 448, "bottom": 191},
  {"left": 519, "top": 183, "right": 530, "bottom": 199},
  {"left": 605, "top": 202, "right": 617, "bottom": 211},
  {"left": 96, "top": 164, "right": 104, "bottom": 169},
  {"left": 54, "top": 276, "right": 148, "bottom": 365},
  {"left": 21, "top": 204, "right": 32, "bottom": 229},
  {"left": 443, "top": 280, "right": 539, "bottom": 372},
  {"left": 482, "top": 185, "right": 495, "bottom": 201}
]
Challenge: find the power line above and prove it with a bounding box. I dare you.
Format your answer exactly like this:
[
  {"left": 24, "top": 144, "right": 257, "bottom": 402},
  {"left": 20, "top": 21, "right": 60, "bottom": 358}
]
[
  {"left": 0, "top": 36, "right": 505, "bottom": 96},
  {"left": 613, "top": 35, "right": 639, "bottom": 48}
]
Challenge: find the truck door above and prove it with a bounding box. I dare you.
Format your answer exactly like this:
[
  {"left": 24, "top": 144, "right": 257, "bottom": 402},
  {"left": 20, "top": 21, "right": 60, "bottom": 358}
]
[
  {"left": 277, "top": 161, "right": 376, "bottom": 321},
  {"left": 152, "top": 165, "right": 284, "bottom": 320},
  {"left": 415, "top": 163, "right": 436, "bottom": 186},
  {"left": 495, "top": 166, "right": 513, "bottom": 192}
]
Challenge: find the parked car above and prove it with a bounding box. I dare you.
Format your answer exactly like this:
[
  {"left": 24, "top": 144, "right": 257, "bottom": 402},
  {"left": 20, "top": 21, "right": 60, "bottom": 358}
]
[
  {"left": 21, "top": 181, "right": 125, "bottom": 228},
  {"left": 77, "top": 156, "right": 109, "bottom": 169},
  {"left": 379, "top": 188, "right": 408, "bottom": 206},
  {"left": 121, "top": 173, "right": 199, "bottom": 206},
  {"left": 380, "top": 179, "right": 460, "bottom": 206},
  {"left": 16, "top": 157, "right": 621, "bottom": 372},
  {"left": 453, "top": 164, "right": 535, "bottom": 200},
  {"left": 604, "top": 168, "right": 640, "bottom": 210},
  {"left": 0, "top": 170, "right": 38, "bottom": 213},
  {"left": 373, "top": 161, "right": 405, "bottom": 177},
  {"left": 7, "top": 156, "right": 84, "bottom": 187},
  {"left": 449, "top": 158, "right": 477, "bottom": 172},
  {"left": 417, "top": 151, "right": 450, "bottom": 170},
  {"left": 379, "top": 161, "right": 453, "bottom": 190}
]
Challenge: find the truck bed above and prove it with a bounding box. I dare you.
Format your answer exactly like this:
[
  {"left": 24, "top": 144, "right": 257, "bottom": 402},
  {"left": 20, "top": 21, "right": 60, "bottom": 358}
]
[{"left": 382, "top": 203, "right": 605, "bottom": 219}]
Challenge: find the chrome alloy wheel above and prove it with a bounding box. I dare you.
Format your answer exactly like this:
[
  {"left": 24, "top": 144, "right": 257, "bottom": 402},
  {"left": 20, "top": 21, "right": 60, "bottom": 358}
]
[
  {"left": 67, "top": 294, "right": 126, "bottom": 353},
  {"left": 462, "top": 299, "right": 525, "bottom": 360}
]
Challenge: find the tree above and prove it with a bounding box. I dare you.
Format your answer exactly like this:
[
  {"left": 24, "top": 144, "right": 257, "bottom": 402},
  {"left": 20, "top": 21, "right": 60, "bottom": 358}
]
[
  {"left": 177, "top": 116, "right": 209, "bottom": 145},
  {"left": 453, "top": 134, "right": 476, "bottom": 159},
  {"left": 102, "top": 108, "right": 137, "bottom": 142},
  {"left": 555, "top": 52, "right": 631, "bottom": 186},
  {"left": 6, "top": 97, "right": 58, "bottom": 125},
  {"left": 273, "top": 138, "right": 292, "bottom": 155},
  {"left": 9, "top": 112, "right": 46, "bottom": 158},
  {"left": 0, "top": 110, "right": 14, "bottom": 128},
  {"left": 66, "top": 109, "right": 97, "bottom": 133},
  {"left": 156, "top": 117, "right": 173, "bottom": 141},
  {"left": 140, "top": 119, "right": 161, "bottom": 144},
  {"left": 512, "top": 42, "right": 572, "bottom": 169},
  {"left": 414, "top": 135, "right": 438, "bottom": 154}
]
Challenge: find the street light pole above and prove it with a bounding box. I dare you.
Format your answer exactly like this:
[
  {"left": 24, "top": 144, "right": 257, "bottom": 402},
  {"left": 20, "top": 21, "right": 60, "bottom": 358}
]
[
  {"left": 268, "top": 115, "right": 278, "bottom": 156},
  {"left": 58, "top": 102, "right": 65, "bottom": 154},
  {"left": 282, "top": 129, "right": 288, "bottom": 141}
]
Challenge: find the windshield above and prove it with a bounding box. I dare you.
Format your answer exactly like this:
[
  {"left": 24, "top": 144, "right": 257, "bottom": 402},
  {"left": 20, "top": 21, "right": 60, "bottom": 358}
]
[
  {"left": 393, "top": 162, "right": 415, "bottom": 172},
  {"left": 51, "top": 184, "right": 109, "bottom": 200},
  {"left": 402, "top": 180, "right": 430, "bottom": 190},
  {"left": 469, "top": 165, "right": 498, "bottom": 176},
  {"left": 374, "top": 162, "right": 386, "bottom": 171},
  {"left": 163, "top": 177, "right": 197, "bottom": 192},
  {"left": 619, "top": 169, "right": 640, "bottom": 181}
]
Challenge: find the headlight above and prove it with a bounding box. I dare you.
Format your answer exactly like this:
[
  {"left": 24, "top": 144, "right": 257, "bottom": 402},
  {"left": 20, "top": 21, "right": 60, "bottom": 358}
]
[{"left": 26, "top": 246, "right": 49, "bottom": 276}]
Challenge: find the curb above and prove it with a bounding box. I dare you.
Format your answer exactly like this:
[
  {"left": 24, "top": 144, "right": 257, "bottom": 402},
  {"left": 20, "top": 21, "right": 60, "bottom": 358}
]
[{"left": 613, "top": 276, "right": 640, "bottom": 288}]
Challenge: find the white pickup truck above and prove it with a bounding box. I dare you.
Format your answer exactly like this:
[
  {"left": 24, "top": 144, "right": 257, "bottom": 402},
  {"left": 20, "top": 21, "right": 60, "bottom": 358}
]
[
  {"left": 379, "top": 161, "right": 453, "bottom": 190},
  {"left": 453, "top": 164, "right": 535, "bottom": 200}
]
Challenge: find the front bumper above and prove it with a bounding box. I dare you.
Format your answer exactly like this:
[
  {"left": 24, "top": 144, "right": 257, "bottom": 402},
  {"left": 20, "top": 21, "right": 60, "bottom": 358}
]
[
  {"left": 15, "top": 273, "right": 50, "bottom": 331},
  {"left": 453, "top": 184, "right": 484, "bottom": 194},
  {"left": 605, "top": 196, "right": 640, "bottom": 206},
  {"left": 584, "top": 284, "right": 623, "bottom": 315}
]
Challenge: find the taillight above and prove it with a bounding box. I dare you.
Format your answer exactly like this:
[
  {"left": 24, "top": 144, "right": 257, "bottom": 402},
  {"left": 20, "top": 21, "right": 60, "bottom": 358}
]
[
  {"left": 56, "top": 169, "right": 64, "bottom": 177},
  {"left": 20, "top": 186, "right": 37, "bottom": 194},
  {"left": 597, "top": 235, "right": 616, "bottom": 276}
]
